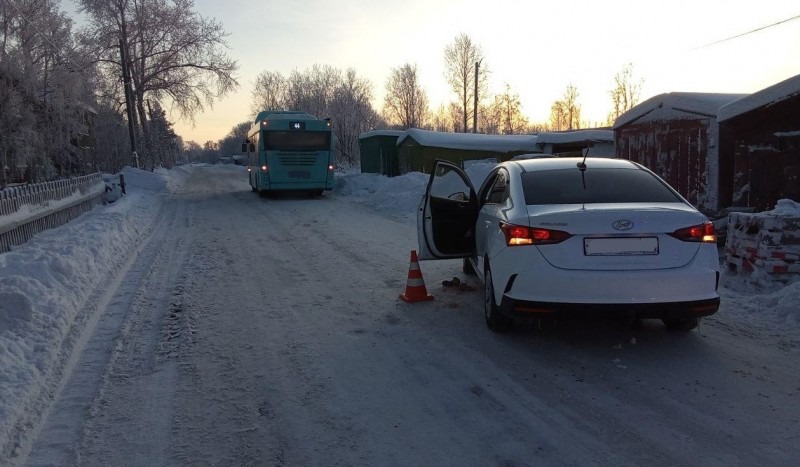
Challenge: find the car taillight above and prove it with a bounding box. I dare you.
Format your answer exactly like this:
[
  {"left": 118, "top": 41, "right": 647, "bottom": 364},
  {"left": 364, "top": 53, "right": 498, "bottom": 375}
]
[
  {"left": 669, "top": 221, "right": 716, "bottom": 243},
  {"left": 500, "top": 222, "right": 572, "bottom": 246}
]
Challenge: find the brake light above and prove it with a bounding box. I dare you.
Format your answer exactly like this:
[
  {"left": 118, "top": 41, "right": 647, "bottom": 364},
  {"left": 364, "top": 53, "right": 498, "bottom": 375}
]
[
  {"left": 500, "top": 222, "right": 572, "bottom": 246},
  {"left": 669, "top": 221, "right": 716, "bottom": 243}
]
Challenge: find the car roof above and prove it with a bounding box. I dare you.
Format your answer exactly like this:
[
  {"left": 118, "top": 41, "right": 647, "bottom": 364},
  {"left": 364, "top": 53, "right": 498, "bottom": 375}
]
[{"left": 506, "top": 156, "right": 640, "bottom": 171}]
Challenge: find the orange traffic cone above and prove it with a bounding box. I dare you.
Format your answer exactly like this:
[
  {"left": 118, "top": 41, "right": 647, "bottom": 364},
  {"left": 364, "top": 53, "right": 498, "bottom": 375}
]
[{"left": 400, "top": 250, "right": 434, "bottom": 302}]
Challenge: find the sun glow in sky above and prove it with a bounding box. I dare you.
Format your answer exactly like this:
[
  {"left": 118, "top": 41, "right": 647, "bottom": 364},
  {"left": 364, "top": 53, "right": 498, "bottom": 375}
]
[{"left": 165, "top": 0, "right": 800, "bottom": 144}]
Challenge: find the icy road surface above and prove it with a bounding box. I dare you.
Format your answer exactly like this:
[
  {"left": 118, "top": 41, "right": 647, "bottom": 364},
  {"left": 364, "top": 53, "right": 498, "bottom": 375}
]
[{"left": 20, "top": 166, "right": 800, "bottom": 466}]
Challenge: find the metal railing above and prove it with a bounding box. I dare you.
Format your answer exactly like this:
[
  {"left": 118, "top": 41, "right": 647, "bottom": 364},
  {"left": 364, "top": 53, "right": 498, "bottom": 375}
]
[{"left": 0, "top": 173, "right": 106, "bottom": 253}]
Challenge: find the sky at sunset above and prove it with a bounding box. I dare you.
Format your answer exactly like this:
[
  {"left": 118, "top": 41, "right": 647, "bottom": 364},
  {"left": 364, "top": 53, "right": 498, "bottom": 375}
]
[{"left": 67, "top": 0, "right": 800, "bottom": 145}]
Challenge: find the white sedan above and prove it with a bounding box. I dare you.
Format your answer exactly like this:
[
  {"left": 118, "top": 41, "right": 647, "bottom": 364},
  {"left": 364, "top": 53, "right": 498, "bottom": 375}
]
[{"left": 417, "top": 157, "right": 720, "bottom": 332}]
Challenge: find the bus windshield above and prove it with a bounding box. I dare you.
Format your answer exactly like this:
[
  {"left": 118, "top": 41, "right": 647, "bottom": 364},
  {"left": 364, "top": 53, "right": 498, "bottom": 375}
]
[{"left": 263, "top": 131, "right": 331, "bottom": 151}]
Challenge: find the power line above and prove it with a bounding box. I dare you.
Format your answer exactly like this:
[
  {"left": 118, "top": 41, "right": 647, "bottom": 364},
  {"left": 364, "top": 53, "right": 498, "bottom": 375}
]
[{"left": 693, "top": 14, "right": 800, "bottom": 50}]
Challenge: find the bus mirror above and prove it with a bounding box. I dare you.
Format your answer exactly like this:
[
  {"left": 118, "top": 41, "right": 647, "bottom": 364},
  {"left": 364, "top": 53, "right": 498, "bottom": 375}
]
[{"left": 241, "top": 140, "right": 248, "bottom": 153}]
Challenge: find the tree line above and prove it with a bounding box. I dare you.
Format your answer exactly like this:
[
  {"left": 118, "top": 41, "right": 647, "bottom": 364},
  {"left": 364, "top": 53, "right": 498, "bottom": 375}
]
[{"left": 1, "top": 1, "right": 643, "bottom": 186}]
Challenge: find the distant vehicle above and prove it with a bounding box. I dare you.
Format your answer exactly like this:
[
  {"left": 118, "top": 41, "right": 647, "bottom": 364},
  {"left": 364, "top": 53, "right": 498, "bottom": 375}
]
[
  {"left": 243, "top": 111, "right": 335, "bottom": 196},
  {"left": 417, "top": 157, "right": 720, "bottom": 332}
]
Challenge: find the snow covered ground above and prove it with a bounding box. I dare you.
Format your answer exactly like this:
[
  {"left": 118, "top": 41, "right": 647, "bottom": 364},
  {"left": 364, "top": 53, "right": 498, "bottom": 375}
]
[{"left": 1, "top": 163, "right": 799, "bottom": 465}]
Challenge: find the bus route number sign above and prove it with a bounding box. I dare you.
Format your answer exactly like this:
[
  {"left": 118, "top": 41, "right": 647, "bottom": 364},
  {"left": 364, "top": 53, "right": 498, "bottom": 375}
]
[{"left": 289, "top": 121, "right": 305, "bottom": 130}]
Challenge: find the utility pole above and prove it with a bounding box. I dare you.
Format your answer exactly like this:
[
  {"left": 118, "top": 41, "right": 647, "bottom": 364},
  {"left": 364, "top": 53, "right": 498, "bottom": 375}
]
[
  {"left": 119, "top": 38, "right": 140, "bottom": 169},
  {"left": 473, "top": 60, "right": 481, "bottom": 133}
]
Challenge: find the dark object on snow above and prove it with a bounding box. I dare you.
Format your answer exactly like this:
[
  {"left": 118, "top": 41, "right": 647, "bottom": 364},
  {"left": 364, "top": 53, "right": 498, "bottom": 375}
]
[{"left": 442, "top": 277, "right": 461, "bottom": 287}]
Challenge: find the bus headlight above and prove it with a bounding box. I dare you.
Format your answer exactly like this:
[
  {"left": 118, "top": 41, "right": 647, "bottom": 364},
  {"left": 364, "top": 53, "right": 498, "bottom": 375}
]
[{"left": 261, "top": 165, "right": 268, "bottom": 172}]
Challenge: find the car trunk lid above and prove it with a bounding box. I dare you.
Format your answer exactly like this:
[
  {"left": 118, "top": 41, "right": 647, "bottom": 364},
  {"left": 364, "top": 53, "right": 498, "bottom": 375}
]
[{"left": 524, "top": 203, "right": 706, "bottom": 270}]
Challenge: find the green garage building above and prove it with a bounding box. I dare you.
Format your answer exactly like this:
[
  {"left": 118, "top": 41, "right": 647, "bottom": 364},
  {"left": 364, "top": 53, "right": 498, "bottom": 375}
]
[{"left": 358, "top": 130, "right": 404, "bottom": 177}]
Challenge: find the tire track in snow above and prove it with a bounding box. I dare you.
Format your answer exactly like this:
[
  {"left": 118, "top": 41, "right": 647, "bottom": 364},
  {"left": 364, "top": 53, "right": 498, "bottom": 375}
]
[{"left": 22, "top": 196, "right": 190, "bottom": 466}]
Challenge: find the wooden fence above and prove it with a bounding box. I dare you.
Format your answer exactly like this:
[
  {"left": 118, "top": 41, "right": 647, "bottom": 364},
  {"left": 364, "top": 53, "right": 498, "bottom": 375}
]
[{"left": 0, "top": 173, "right": 106, "bottom": 253}]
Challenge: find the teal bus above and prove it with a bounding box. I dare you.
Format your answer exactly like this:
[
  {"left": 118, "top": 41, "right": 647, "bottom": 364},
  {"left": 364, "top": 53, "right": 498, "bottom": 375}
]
[{"left": 243, "top": 111, "right": 335, "bottom": 196}]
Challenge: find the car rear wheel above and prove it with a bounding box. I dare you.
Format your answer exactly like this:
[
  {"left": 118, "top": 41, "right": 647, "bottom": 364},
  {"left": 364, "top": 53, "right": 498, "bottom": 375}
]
[
  {"left": 662, "top": 317, "right": 699, "bottom": 331},
  {"left": 484, "top": 267, "right": 512, "bottom": 332},
  {"left": 462, "top": 258, "right": 476, "bottom": 275}
]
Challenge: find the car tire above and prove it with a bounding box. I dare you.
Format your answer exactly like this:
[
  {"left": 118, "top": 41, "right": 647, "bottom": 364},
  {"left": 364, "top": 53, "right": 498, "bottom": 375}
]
[
  {"left": 484, "top": 267, "right": 512, "bottom": 332},
  {"left": 662, "top": 317, "right": 699, "bottom": 331},
  {"left": 462, "top": 258, "right": 476, "bottom": 275}
]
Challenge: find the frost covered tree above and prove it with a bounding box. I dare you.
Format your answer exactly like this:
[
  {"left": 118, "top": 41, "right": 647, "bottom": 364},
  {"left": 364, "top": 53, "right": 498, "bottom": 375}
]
[
  {"left": 383, "top": 63, "right": 429, "bottom": 129},
  {"left": 0, "top": 0, "right": 95, "bottom": 183},
  {"left": 78, "top": 0, "right": 238, "bottom": 169},
  {"left": 217, "top": 121, "right": 250, "bottom": 157},
  {"left": 251, "top": 70, "right": 287, "bottom": 115}
]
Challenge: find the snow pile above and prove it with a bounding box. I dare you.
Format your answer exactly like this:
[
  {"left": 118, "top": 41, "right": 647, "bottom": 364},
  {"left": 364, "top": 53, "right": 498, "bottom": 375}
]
[
  {"left": 767, "top": 198, "right": 800, "bottom": 215},
  {"left": 719, "top": 274, "right": 800, "bottom": 331},
  {"left": 0, "top": 168, "right": 178, "bottom": 453},
  {"left": 333, "top": 161, "right": 498, "bottom": 222},
  {"left": 335, "top": 171, "right": 428, "bottom": 222}
]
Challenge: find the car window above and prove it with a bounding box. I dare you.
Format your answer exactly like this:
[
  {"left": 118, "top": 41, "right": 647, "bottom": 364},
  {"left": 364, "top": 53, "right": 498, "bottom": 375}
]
[
  {"left": 521, "top": 167, "right": 683, "bottom": 205},
  {"left": 484, "top": 170, "right": 508, "bottom": 204},
  {"left": 430, "top": 163, "right": 471, "bottom": 200}
]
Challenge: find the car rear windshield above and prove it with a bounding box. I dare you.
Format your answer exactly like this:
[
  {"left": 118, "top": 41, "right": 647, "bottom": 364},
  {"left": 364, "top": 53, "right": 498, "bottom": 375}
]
[{"left": 521, "top": 167, "right": 684, "bottom": 205}]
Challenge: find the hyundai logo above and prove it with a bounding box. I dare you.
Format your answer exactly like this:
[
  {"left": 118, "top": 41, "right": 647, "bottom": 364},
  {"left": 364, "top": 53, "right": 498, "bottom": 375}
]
[{"left": 612, "top": 219, "right": 634, "bottom": 231}]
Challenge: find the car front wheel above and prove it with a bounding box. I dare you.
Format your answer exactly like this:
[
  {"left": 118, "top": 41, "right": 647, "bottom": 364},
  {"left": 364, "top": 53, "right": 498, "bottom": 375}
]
[{"left": 484, "top": 267, "right": 512, "bottom": 332}]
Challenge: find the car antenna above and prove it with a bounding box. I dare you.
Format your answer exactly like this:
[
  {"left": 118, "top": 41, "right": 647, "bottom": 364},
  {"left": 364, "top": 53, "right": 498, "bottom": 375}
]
[
  {"left": 577, "top": 144, "right": 590, "bottom": 189},
  {"left": 576, "top": 142, "right": 590, "bottom": 171}
]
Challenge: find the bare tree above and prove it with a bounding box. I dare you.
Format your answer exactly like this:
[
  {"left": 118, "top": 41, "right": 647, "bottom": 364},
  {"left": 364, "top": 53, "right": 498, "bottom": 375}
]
[
  {"left": 251, "top": 70, "right": 286, "bottom": 115},
  {"left": 607, "top": 63, "right": 643, "bottom": 125},
  {"left": 485, "top": 83, "right": 529, "bottom": 134},
  {"left": 443, "top": 33, "right": 487, "bottom": 133},
  {"left": 383, "top": 63, "right": 428, "bottom": 129},
  {"left": 549, "top": 84, "right": 581, "bottom": 131},
  {"left": 549, "top": 101, "right": 567, "bottom": 131},
  {"left": 428, "top": 104, "right": 453, "bottom": 132}
]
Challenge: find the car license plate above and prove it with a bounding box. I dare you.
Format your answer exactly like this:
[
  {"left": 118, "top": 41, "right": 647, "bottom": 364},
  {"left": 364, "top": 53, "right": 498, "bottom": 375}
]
[{"left": 584, "top": 237, "right": 658, "bottom": 256}]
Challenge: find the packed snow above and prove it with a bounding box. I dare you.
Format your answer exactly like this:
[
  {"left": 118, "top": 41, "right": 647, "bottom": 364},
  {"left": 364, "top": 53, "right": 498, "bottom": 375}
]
[{"left": 1, "top": 163, "right": 799, "bottom": 459}]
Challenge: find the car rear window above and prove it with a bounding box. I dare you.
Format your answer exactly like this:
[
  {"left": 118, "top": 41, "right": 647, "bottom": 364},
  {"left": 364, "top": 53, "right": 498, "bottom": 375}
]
[{"left": 521, "top": 167, "right": 684, "bottom": 205}]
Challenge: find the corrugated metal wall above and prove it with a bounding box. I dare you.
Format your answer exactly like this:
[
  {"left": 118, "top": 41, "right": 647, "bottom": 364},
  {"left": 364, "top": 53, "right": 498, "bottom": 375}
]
[{"left": 616, "top": 120, "right": 713, "bottom": 213}]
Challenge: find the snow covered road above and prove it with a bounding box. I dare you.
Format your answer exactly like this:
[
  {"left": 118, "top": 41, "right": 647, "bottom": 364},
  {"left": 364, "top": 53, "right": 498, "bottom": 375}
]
[{"left": 12, "top": 165, "right": 800, "bottom": 466}]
